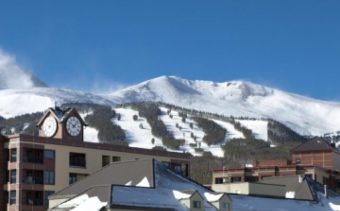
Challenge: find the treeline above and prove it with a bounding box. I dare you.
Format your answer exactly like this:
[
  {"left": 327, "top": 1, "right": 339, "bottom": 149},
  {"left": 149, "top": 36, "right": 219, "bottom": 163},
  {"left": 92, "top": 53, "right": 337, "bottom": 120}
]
[
  {"left": 193, "top": 117, "right": 226, "bottom": 146},
  {"left": 125, "top": 102, "right": 185, "bottom": 150},
  {"left": 268, "top": 120, "right": 306, "bottom": 145},
  {"left": 0, "top": 112, "right": 43, "bottom": 135},
  {"left": 84, "top": 106, "right": 126, "bottom": 145}
]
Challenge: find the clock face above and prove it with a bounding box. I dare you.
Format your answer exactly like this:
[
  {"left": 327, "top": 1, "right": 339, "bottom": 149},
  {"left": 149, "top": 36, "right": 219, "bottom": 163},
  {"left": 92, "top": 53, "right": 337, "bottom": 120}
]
[
  {"left": 43, "top": 116, "right": 57, "bottom": 137},
  {"left": 66, "top": 116, "right": 82, "bottom": 137}
]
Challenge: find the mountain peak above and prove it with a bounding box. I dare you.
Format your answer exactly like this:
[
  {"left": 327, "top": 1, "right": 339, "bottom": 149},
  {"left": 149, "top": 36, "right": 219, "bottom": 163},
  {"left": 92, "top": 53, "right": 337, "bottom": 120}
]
[{"left": 0, "top": 50, "right": 46, "bottom": 90}]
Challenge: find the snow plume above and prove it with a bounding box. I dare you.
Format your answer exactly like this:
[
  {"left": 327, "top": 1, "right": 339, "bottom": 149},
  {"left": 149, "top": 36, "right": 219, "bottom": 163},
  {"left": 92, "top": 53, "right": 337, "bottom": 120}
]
[{"left": 0, "top": 49, "right": 44, "bottom": 89}]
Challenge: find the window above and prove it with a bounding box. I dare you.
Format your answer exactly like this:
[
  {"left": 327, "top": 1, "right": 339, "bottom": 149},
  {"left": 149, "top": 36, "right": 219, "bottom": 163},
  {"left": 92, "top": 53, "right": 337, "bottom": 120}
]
[
  {"left": 215, "top": 177, "right": 223, "bottom": 184},
  {"left": 9, "top": 191, "right": 16, "bottom": 205},
  {"left": 69, "top": 173, "right": 77, "bottom": 185},
  {"left": 25, "top": 191, "right": 43, "bottom": 205},
  {"left": 23, "top": 170, "right": 43, "bottom": 184},
  {"left": 69, "top": 153, "right": 86, "bottom": 168},
  {"left": 44, "top": 150, "right": 55, "bottom": 159},
  {"left": 10, "top": 170, "right": 16, "bottom": 184},
  {"left": 231, "top": 176, "right": 241, "bottom": 183},
  {"left": 193, "top": 200, "right": 201, "bottom": 208},
  {"left": 102, "top": 155, "right": 110, "bottom": 167},
  {"left": 69, "top": 173, "right": 88, "bottom": 184},
  {"left": 10, "top": 149, "right": 17, "bottom": 162},
  {"left": 112, "top": 156, "right": 121, "bottom": 162},
  {"left": 222, "top": 202, "right": 230, "bottom": 209},
  {"left": 24, "top": 148, "right": 43, "bottom": 163},
  {"left": 44, "top": 191, "right": 54, "bottom": 206},
  {"left": 44, "top": 171, "right": 55, "bottom": 185}
]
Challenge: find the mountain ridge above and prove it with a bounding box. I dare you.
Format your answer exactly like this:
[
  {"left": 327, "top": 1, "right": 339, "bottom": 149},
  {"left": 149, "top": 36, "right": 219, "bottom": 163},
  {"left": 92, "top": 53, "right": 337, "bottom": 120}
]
[
  {"left": 1, "top": 72, "right": 340, "bottom": 136},
  {"left": 107, "top": 75, "right": 340, "bottom": 136}
]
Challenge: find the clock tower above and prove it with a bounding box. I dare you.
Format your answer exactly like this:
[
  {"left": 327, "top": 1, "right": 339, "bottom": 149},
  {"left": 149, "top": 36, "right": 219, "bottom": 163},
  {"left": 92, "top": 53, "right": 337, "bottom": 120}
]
[{"left": 37, "top": 107, "right": 86, "bottom": 141}]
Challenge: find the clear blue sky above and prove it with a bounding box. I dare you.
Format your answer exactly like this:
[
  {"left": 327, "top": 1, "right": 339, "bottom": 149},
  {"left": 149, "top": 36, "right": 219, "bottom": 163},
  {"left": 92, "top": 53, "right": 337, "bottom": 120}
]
[{"left": 1, "top": 1, "right": 340, "bottom": 99}]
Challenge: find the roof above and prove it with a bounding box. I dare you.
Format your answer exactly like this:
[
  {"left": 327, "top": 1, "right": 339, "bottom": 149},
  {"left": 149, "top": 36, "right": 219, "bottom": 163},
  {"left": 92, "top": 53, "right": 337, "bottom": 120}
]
[
  {"left": 110, "top": 160, "right": 229, "bottom": 211},
  {"left": 36, "top": 107, "right": 87, "bottom": 126},
  {"left": 291, "top": 139, "right": 338, "bottom": 153},
  {"left": 50, "top": 159, "right": 155, "bottom": 200},
  {"left": 261, "top": 175, "right": 314, "bottom": 201},
  {"left": 50, "top": 159, "right": 230, "bottom": 211}
]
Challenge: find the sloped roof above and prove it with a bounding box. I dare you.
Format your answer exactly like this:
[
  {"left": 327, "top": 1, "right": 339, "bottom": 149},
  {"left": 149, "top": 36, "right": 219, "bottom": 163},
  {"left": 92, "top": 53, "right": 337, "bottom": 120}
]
[
  {"left": 291, "top": 139, "right": 337, "bottom": 153},
  {"left": 50, "top": 159, "right": 155, "bottom": 200},
  {"left": 50, "top": 159, "right": 229, "bottom": 211},
  {"left": 110, "top": 160, "right": 229, "bottom": 211},
  {"left": 37, "top": 107, "right": 87, "bottom": 126},
  {"left": 261, "top": 175, "right": 314, "bottom": 201}
]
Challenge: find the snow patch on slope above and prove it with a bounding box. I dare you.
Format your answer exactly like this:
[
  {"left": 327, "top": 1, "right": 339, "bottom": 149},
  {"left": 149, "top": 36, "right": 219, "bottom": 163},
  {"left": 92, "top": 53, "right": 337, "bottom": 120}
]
[
  {"left": 238, "top": 120, "right": 268, "bottom": 141},
  {"left": 114, "top": 107, "right": 162, "bottom": 149}
]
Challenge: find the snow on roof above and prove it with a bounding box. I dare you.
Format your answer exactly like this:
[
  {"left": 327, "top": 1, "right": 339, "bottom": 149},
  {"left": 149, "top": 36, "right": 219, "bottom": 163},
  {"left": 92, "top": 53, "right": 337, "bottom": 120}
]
[
  {"left": 57, "top": 194, "right": 107, "bottom": 211},
  {"left": 204, "top": 192, "right": 224, "bottom": 202},
  {"left": 135, "top": 177, "right": 151, "bottom": 187},
  {"left": 173, "top": 190, "right": 192, "bottom": 200},
  {"left": 112, "top": 186, "right": 187, "bottom": 210},
  {"left": 110, "top": 160, "right": 222, "bottom": 210}
]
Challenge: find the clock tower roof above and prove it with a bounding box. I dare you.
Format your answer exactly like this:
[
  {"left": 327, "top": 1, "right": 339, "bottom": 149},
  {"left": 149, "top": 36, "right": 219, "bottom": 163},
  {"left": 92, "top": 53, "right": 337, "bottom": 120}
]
[{"left": 37, "top": 107, "right": 87, "bottom": 127}]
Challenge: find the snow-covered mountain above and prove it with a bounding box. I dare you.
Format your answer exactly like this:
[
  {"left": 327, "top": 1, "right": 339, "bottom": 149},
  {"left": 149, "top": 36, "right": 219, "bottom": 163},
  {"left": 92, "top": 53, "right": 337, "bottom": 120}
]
[
  {"left": 1, "top": 69, "right": 340, "bottom": 136},
  {"left": 107, "top": 76, "right": 340, "bottom": 136},
  {"left": 0, "top": 88, "right": 113, "bottom": 118},
  {"left": 0, "top": 51, "right": 46, "bottom": 89}
]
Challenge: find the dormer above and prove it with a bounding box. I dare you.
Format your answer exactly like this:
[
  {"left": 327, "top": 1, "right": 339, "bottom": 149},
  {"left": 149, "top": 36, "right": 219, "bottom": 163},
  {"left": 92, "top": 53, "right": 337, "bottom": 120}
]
[
  {"left": 174, "top": 190, "right": 204, "bottom": 211},
  {"left": 36, "top": 107, "right": 87, "bottom": 141},
  {"left": 204, "top": 192, "right": 232, "bottom": 211}
]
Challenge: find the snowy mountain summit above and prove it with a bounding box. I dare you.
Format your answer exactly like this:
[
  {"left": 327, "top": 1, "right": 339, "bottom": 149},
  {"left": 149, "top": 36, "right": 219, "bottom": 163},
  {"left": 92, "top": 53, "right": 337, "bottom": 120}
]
[
  {"left": 108, "top": 76, "right": 340, "bottom": 136},
  {"left": 0, "top": 51, "right": 46, "bottom": 89}
]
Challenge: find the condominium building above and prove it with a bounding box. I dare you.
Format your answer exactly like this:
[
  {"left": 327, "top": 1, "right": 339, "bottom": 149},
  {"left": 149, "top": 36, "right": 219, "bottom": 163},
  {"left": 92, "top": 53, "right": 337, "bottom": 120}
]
[
  {"left": 211, "top": 139, "right": 340, "bottom": 198},
  {"left": 0, "top": 107, "right": 191, "bottom": 211}
]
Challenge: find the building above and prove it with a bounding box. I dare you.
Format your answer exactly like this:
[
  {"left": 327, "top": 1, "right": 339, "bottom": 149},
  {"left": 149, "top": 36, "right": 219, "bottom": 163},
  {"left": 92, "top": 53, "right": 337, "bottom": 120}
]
[
  {"left": 211, "top": 139, "right": 340, "bottom": 198},
  {"left": 49, "top": 159, "right": 232, "bottom": 211},
  {"left": 291, "top": 138, "right": 340, "bottom": 171},
  {"left": 1, "top": 107, "right": 191, "bottom": 211}
]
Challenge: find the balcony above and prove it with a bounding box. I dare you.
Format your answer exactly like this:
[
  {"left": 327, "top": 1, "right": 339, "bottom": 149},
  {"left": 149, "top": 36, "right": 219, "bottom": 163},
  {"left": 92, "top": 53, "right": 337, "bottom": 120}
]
[
  {"left": 22, "top": 170, "right": 43, "bottom": 185},
  {"left": 23, "top": 149, "right": 44, "bottom": 164}
]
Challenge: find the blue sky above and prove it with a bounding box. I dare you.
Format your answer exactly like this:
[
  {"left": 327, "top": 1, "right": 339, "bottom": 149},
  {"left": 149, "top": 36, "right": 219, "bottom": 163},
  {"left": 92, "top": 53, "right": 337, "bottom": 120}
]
[{"left": 1, "top": 1, "right": 340, "bottom": 99}]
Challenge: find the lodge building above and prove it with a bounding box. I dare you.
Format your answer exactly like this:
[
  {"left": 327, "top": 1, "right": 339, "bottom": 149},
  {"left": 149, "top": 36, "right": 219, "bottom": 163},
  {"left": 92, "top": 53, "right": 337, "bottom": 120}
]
[
  {"left": 0, "top": 107, "right": 191, "bottom": 211},
  {"left": 212, "top": 139, "right": 340, "bottom": 198}
]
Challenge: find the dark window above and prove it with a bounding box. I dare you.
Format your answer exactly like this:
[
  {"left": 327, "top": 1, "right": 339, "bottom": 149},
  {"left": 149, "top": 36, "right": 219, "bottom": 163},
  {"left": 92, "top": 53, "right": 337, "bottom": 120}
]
[
  {"left": 9, "top": 191, "right": 16, "bottom": 205},
  {"left": 193, "top": 200, "right": 201, "bottom": 208},
  {"left": 69, "top": 153, "right": 86, "bottom": 168},
  {"left": 10, "top": 170, "right": 16, "bottom": 184},
  {"left": 245, "top": 176, "right": 259, "bottom": 182},
  {"left": 222, "top": 202, "right": 230, "bottom": 209},
  {"left": 25, "top": 191, "right": 43, "bottom": 206},
  {"left": 231, "top": 176, "right": 241, "bottom": 183},
  {"left": 10, "top": 149, "right": 17, "bottom": 162},
  {"left": 112, "top": 156, "right": 121, "bottom": 162},
  {"left": 23, "top": 170, "right": 43, "bottom": 184},
  {"left": 69, "top": 173, "right": 87, "bottom": 184},
  {"left": 23, "top": 148, "right": 43, "bottom": 163},
  {"left": 44, "top": 150, "right": 55, "bottom": 159},
  {"left": 44, "top": 171, "right": 55, "bottom": 185},
  {"left": 44, "top": 191, "right": 54, "bottom": 206},
  {"left": 69, "top": 173, "right": 77, "bottom": 184},
  {"left": 215, "top": 177, "right": 223, "bottom": 184},
  {"left": 102, "top": 155, "right": 110, "bottom": 167}
]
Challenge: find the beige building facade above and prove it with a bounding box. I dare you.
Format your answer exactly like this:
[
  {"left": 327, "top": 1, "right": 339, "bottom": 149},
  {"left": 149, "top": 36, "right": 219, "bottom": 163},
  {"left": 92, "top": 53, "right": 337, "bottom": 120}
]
[{"left": 1, "top": 107, "right": 191, "bottom": 211}]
